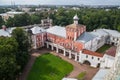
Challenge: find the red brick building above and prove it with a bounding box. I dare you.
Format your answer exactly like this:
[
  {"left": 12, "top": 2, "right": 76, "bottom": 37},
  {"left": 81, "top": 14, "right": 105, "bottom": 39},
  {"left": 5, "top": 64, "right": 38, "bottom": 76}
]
[
  {"left": 30, "top": 15, "right": 117, "bottom": 68},
  {"left": 46, "top": 14, "right": 86, "bottom": 52}
]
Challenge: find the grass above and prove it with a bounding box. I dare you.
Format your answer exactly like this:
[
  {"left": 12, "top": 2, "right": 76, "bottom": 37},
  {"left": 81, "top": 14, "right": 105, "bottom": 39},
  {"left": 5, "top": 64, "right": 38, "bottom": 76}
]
[
  {"left": 77, "top": 72, "right": 86, "bottom": 80},
  {"left": 27, "top": 53, "right": 73, "bottom": 80},
  {"left": 96, "top": 44, "right": 111, "bottom": 53}
]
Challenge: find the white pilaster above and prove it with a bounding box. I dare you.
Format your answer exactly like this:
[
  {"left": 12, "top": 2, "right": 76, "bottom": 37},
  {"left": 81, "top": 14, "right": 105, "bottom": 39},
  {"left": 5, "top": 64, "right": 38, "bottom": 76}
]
[
  {"left": 34, "top": 35, "right": 37, "bottom": 49},
  {"left": 51, "top": 45, "right": 53, "bottom": 50},
  {"left": 72, "top": 41, "right": 74, "bottom": 50},
  {"left": 63, "top": 49, "right": 66, "bottom": 56},
  {"left": 79, "top": 51, "right": 82, "bottom": 62},
  {"left": 74, "top": 32, "right": 77, "bottom": 41},
  {"left": 42, "top": 33, "right": 44, "bottom": 46},
  {"left": 56, "top": 47, "right": 58, "bottom": 53},
  {"left": 75, "top": 53, "right": 77, "bottom": 61},
  {"left": 69, "top": 51, "right": 72, "bottom": 59},
  {"left": 47, "top": 43, "right": 49, "bottom": 48}
]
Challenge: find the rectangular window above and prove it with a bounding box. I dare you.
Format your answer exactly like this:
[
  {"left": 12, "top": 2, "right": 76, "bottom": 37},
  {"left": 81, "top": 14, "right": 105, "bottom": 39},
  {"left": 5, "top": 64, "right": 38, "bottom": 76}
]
[
  {"left": 92, "top": 56, "right": 94, "bottom": 59},
  {"left": 98, "top": 58, "right": 100, "bottom": 61},
  {"left": 86, "top": 55, "right": 88, "bottom": 58}
]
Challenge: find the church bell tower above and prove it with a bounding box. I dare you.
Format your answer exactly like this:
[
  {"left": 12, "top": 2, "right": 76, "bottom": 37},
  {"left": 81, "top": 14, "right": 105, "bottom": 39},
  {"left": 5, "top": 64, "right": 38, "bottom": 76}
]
[{"left": 66, "top": 14, "right": 86, "bottom": 41}]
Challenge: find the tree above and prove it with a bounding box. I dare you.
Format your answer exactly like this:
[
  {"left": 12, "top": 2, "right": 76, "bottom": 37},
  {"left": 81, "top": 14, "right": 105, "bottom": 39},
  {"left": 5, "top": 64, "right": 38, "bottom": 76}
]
[
  {"left": 0, "top": 16, "right": 4, "bottom": 28},
  {"left": 0, "top": 8, "right": 10, "bottom": 14},
  {"left": 14, "top": 13, "right": 31, "bottom": 27},
  {"left": 12, "top": 28, "right": 30, "bottom": 70},
  {"left": 30, "top": 14, "right": 40, "bottom": 24},
  {"left": 0, "top": 37, "right": 18, "bottom": 80},
  {"left": 6, "top": 17, "right": 14, "bottom": 27},
  {"left": 117, "top": 25, "right": 120, "bottom": 32},
  {"left": 29, "top": 7, "right": 35, "bottom": 12},
  {"left": 4, "top": 8, "right": 120, "bottom": 31}
]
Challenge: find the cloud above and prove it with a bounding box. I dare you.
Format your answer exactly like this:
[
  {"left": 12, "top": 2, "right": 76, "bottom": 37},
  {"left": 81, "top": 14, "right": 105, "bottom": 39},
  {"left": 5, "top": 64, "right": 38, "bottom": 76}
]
[{"left": 0, "top": 0, "right": 120, "bottom": 5}]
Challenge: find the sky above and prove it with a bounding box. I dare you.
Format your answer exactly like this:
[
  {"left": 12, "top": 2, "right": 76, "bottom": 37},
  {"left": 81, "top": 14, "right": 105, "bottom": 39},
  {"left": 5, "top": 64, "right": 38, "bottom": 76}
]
[{"left": 0, "top": 0, "right": 120, "bottom": 5}]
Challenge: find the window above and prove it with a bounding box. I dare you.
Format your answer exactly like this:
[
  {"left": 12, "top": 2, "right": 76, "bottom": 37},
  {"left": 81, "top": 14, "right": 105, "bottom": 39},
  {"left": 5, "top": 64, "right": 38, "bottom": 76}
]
[
  {"left": 98, "top": 58, "right": 100, "bottom": 61},
  {"left": 86, "top": 55, "right": 88, "bottom": 58},
  {"left": 113, "top": 37, "right": 114, "bottom": 40},
  {"left": 117, "top": 38, "right": 119, "bottom": 41},
  {"left": 92, "top": 56, "right": 94, "bottom": 59},
  {"left": 97, "top": 40, "right": 100, "bottom": 44}
]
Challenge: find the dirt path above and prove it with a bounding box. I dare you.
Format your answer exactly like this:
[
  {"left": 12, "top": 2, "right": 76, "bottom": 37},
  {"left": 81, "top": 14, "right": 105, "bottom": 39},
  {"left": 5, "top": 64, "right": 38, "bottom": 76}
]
[{"left": 18, "top": 48, "right": 98, "bottom": 80}]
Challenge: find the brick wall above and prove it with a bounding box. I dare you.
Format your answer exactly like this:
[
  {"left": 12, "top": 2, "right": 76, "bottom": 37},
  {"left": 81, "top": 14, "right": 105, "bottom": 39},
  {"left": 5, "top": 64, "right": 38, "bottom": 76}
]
[{"left": 47, "top": 33, "right": 84, "bottom": 52}]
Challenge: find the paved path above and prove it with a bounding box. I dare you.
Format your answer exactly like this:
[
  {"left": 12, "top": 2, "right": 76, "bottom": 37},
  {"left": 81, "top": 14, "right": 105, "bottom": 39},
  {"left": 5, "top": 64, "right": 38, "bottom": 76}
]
[
  {"left": 51, "top": 51, "right": 99, "bottom": 79},
  {"left": 18, "top": 48, "right": 99, "bottom": 80}
]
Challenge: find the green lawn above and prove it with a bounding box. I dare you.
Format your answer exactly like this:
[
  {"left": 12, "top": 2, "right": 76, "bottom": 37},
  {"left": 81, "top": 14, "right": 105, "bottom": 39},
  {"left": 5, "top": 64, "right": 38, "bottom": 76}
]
[
  {"left": 96, "top": 44, "right": 111, "bottom": 53},
  {"left": 77, "top": 71, "right": 86, "bottom": 80},
  {"left": 27, "top": 53, "right": 73, "bottom": 80}
]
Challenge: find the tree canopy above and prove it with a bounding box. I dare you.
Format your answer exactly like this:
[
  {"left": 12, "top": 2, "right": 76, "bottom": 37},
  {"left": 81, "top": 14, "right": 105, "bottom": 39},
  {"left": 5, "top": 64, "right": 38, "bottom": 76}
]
[
  {"left": 12, "top": 28, "right": 30, "bottom": 70},
  {"left": 0, "top": 28, "right": 30, "bottom": 80},
  {"left": 0, "top": 37, "right": 18, "bottom": 80},
  {"left": 4, "top": 8, "right": 120, "bottom": 31},
  {"left": 0, "top": 16, "right": 4, "bottom": 28}
]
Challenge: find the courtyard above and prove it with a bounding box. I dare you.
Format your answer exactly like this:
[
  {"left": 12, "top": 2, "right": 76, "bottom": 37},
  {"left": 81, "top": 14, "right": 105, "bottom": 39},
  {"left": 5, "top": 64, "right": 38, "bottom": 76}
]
[
  {"left": 27, "top": 53, "right": 73, "bottom": 80},
  {"left": 18, "top": 48, "right": 99, "bottom": 80},
  {"left": 96, "top": 44, "right": 112, "bottom": 53}
]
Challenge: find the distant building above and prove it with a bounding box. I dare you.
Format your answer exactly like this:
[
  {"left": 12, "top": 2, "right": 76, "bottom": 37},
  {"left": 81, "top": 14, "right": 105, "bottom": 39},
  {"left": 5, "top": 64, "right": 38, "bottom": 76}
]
[
  {"left": 30, "top": 26, "right": 46, "bottom": 49},
  {"left": 72, "top": 7, "right": 79, "bottom": 10},
  {"left": 0, "top": 11, "right": 24, "bottom": 21},
  {"left": 41, "top": 17, "right": 52, "bottom": 28},
  {"left": 0, "top": 25, "right": 15, "bottom": 37},
  {"left": 21, "top": 8, "right": 31, "bottom": 12}
]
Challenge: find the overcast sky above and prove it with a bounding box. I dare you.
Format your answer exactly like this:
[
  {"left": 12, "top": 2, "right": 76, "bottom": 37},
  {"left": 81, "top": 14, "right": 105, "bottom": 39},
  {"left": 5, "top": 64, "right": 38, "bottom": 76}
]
[{"left": 0, "top": 0, "right": 120, "bottom": 5}]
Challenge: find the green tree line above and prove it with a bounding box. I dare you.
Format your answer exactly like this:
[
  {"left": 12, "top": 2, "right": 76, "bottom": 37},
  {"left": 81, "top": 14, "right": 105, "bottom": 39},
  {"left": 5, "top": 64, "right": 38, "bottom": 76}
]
[{"left": 0, "top": 8, "right": 120, "bottom": 31}]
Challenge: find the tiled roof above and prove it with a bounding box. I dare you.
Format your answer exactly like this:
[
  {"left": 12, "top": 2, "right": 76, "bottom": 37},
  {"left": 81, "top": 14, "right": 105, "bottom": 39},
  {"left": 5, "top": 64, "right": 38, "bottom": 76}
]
[
  {"left": 66, "top": 24, "right": 85, "bottom": 28},
  {"left": 76, "top": 32, "right": 97, "bottom": 43},
  {"left": 82, "top": 49, "right": 104, "bottom": 57},
  {"left": 46, "top": 26, "right": 66, "bottom": 38},
  {"left": 105, "top": 46, "right": 117, "bottom": 57}
]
